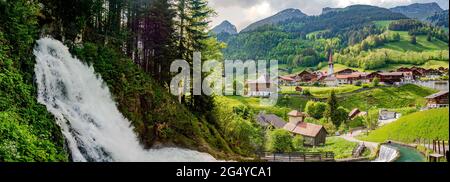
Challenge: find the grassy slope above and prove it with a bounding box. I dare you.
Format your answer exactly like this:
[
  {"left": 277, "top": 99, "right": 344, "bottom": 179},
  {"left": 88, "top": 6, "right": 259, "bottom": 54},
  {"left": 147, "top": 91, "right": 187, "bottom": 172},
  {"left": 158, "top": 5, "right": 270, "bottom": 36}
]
[
  {"left": 280, "top": 85, "right": 362, "bottom": 98},
  {"left": 339, "top": 84, "right": 436, "bottom": 111},
  {"left": 358, "top": 108, "right": 449, "bottom": 143},
  {"left": 307, "top": 137, "right": 360, "bottom": 159},
  {"left": 218, "top": 96, "right": 308, "bottom": 120},
  {"left": 224, "top": 84, "right": 434, "bottom": 119},
  {"left": 381, "top": 31, "right": 449, "bottom": 52}
]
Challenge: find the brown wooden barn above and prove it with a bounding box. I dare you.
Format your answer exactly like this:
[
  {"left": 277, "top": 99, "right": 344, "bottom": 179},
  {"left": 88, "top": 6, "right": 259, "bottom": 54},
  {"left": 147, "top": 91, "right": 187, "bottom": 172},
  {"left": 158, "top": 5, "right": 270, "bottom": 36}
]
[
  {"left": 425, "top": 91, "right": 449, "bottom": 109},
  {"left": 283, "top": 110, "right": 327, "bottom": 146}
]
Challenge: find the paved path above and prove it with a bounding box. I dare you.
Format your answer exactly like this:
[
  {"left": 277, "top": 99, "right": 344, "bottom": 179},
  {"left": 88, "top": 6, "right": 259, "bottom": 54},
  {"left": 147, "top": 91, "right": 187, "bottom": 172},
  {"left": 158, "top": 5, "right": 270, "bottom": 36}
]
[{"left": 338, "top": 130, "right": 379, "bottom": 151}]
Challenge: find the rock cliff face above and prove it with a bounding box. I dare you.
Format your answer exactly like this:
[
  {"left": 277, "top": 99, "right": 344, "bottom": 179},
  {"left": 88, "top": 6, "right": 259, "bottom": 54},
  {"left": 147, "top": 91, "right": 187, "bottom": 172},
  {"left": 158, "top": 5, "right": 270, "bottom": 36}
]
[
  {"left": 211, "top": 20, "right": 238, "bottom": 35},
  {"left": 390, "top": 2, "right": 443, "bottom": 20}
]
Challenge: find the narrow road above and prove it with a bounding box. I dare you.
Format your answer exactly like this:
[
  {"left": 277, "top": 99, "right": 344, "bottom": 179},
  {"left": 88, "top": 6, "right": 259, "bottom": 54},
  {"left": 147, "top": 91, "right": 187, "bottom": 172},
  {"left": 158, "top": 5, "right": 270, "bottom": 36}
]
[{"left": 338, "top": 130, "right": 379, "bottom": 151}]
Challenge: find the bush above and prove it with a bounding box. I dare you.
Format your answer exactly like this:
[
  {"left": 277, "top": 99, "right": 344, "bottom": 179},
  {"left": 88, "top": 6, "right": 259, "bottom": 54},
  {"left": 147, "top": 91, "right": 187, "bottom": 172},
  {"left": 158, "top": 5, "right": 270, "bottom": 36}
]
[
  {"left": 372, "top": 77, "right": 380, "bottom": 87},
  {"left": 302, "top": 89, "right": 312, "bottom": 96},
  {"left": 354, "top": 81, "right": 362, "bottom": 86},
  {"left": 348, "top": 116, "right": 365, "bottom": 129},
  {"left": 305, "top": 101, "right": 327, "bottom": 119},
  {"left": 362, "top": 84, "right": 370, "bottom": 88},
  {"left": 266, "top": 129, "right": 293, "bottom": 152},
  {"left": 292, "top": 135, "right": 304, "bottom": 151}
]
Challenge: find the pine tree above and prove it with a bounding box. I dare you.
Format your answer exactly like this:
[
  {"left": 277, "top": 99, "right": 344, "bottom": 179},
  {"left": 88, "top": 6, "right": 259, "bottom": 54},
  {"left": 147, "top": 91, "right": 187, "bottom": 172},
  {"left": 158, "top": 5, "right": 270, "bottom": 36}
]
[{"left": 324, "top": 90, "right": 339, "bottom": 127}]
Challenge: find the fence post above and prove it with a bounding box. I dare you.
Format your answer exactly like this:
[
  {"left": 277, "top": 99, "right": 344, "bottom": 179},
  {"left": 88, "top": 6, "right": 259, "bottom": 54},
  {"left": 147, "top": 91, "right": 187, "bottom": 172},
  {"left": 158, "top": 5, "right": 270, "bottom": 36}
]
[{"left": 438, "top": 140, "right": 441, "bottom": 154}]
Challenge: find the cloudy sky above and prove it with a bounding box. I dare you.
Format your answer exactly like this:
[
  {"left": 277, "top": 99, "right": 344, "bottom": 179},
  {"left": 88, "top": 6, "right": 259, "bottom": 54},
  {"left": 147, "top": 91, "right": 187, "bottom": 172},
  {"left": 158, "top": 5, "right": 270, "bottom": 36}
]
[{"left": 208, "top": 0, "right": 449, "bottom": 31}]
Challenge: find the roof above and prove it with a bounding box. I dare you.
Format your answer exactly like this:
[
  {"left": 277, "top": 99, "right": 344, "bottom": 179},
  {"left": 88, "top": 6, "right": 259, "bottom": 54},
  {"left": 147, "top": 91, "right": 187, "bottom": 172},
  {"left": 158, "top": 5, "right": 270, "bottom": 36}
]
[
  {"left": 336, "top": 73, "right": 362, "bottom": 79},
  {"left": 279, "top": 76, "right": 295, "bottom": 81},
  {"left": 425, "top": 91, "right": 449, "bottom": 99},
  {"left": 284, "top": 122, "right": 326, "bottom": 137},
  {"left": 288, "top": 110, "right": 306, "bottom": 117},
  {"left": 247, "top": 74, "right": 272, "bottom": 84},
  {"left": 378, "top": 72, "right": 404, "bottom": 76},
  {"left": 256, "top": 113, "right": 287, "bottom": 128},
  {"left": 348, "top": 108, "right": 361, "bottom": 118}
]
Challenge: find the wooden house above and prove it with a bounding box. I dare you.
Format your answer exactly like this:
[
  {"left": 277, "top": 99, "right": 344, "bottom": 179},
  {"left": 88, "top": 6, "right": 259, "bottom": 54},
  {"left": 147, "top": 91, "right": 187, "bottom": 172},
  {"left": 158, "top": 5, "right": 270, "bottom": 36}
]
[
  {"left": 377, "top": 72, "right": 404, "bottom": 84},
  {"left": 283, "top": 110, "right": 327, "bottom": 146},
  {"left": 296, "top": 70, "right": 318, "bottom": 83},
  {"left": 247, "top": 74, "right": 276, "bottom": 97},
  {"left": 425, "top": 91, "right": 449, "bottom": 109}
]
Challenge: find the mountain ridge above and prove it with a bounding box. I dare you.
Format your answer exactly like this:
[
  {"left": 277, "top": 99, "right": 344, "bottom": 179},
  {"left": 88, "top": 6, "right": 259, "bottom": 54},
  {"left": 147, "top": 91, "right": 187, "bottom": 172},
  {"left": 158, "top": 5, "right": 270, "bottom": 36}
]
[
  {"left": 211, "top": 20, "right": 238, "bottom": 35},
  {"left": 240, "top": 8, "right": 307, "bottom": 33},
  {"left": 390, "top": 2, "right": 443, "bottom": 20}
]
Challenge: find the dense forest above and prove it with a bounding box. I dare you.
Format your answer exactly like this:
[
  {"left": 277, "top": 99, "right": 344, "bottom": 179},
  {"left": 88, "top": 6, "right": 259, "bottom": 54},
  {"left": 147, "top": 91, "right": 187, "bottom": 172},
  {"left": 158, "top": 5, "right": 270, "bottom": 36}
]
[
  {"left": 216, "top": 5, "right": 449, "bottom": 72},
  {"left": 0, "top": 0, "right": 260, "bottom": 161}
]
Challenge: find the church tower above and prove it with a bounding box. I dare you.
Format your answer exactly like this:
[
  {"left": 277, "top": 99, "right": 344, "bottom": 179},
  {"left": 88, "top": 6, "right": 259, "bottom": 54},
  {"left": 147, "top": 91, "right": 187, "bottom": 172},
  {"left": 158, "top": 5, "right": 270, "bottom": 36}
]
[{"left": 328, "top": 49, "right": 334, "bottom": 76}]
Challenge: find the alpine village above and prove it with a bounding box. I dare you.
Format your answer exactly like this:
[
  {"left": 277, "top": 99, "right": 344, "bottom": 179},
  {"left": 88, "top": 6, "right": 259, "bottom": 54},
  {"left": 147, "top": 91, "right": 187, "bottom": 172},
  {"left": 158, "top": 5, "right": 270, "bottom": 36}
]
[{"left": 0, "top": 0, "right": 449, "bottom": 162}]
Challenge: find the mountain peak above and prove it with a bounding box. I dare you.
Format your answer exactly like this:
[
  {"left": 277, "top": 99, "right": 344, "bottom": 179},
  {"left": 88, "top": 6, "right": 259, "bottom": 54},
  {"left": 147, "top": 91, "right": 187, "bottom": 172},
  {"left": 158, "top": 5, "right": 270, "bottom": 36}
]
[
  {"left": 211, "top": 20, "right": 238, "bottom": 35},
  {"left": 241, "top": 8, "right": 307, "bottom": 33},
  {"left": 390, "top": 2, "right": 443, "bottom": 20}
]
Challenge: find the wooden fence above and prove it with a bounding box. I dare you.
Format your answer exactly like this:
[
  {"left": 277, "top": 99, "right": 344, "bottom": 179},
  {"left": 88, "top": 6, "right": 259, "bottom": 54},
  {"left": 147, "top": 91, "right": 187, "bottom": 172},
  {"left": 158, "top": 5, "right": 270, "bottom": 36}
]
[{"left": 257, "top": 151, "right": 335, "bottom": 162}]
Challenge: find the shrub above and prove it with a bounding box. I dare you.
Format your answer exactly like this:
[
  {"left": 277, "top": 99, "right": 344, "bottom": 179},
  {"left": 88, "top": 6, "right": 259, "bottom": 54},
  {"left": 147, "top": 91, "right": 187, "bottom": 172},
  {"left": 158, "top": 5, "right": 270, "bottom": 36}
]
[
  {"left": 355, "top": 81, "right": 362, "bottom": 86},
  {"left": 362, "top": 84, "right": 370, "bottom": 88},
  {"left": 302, "top": 89, "right": 312, "bottom": 96},
  {"left": 292, "top": 135, "right": 304, "bottom": 151},
  {"left": 372, "top": 77, "right": 380, "bottom": 87},
  {"left": 266, "top": 129, "right": 293, "bottom": 152},
  {"left": 305, "top": 101, "right": 327, "bottom": 119}
]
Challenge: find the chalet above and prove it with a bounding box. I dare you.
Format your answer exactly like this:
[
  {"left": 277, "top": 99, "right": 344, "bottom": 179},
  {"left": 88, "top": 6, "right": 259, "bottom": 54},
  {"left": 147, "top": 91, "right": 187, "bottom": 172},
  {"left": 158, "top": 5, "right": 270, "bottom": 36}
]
[
  {"left": 397, "top": 68, "right": 423, "bottom": 78},
  {"left": 278, "top": 76, "right": 296, "bottom": 86},
  {"left": 377, "top": 72, "right": 404, "bottom": 84},
  {"left": 247, "top": 74, "right": 276, "bottom": 97},
  {"left": 423, "top": 69, "right": 443, "bottom": 79},
  {"left": 336, "top": 72, "right": 364, "bottom": 85},
  {"left": 348, "top": 108, "right": 361, "bottom": 120},
  {"left": 295, "top": 70, "right": 318, "bottom": 83},
  {"left": 256, "top": 113, "right": 287, "bottom": 129},
  {"left": 335, "top": 68, "right": 358, "bottom": 75},
  {"left": 283, "top": 110, "right": 327, "bottom": 146},
  {"left": 425, "top": 91, "right": 449, "bottom": 109}
]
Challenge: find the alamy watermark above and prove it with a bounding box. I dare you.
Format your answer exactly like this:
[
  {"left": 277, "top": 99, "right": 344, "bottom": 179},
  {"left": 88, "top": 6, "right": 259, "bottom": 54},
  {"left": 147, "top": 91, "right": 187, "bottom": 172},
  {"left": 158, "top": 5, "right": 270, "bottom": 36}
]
[{"left": 170, "top": 52, "right": 279, "bottom": 106}]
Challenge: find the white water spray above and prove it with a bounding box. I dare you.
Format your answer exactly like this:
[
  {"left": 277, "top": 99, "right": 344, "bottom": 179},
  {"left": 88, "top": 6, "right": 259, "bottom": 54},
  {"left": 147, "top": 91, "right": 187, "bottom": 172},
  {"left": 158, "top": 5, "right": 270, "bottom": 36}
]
[
  {"left": 373, "top": 145, "right": 399, "bottom": 162},
  {"left": 34, "top": 37, "right": 217, "bottom": 162}
]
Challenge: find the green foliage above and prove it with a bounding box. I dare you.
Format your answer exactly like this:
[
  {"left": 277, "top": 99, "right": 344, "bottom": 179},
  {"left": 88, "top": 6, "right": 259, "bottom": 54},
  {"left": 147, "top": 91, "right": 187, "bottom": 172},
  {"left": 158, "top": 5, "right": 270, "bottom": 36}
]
[
  {"left": 292, "top": 135, "right": 304, "bottom": 151},
  {"left": 324, "top": 90, "right": 339, "bottom": 126},
  {"left": 266, "top": 129, "right": 293, "bottom": 152},
  {"left": 410, "top": 35, "right": 417, "bottom": 45},
  {"left": 335, "top": 107, "right": 350, "bottom": 127},
  {"left": 308, "top": 137, "right": 359, "bottom": 159},
  {"left": 0, "top": 0, "right": 39, "bottom": 82},
  {"left": 305, "top": 101, "right": 327, "bottom": 119},
  {"left": 0, "top": 4, "right": 68, "bottom": 161},
  {"left": 359, "top": 108, "right": 449, "bottom": 143},
  {"left": 372, "top": 77, "right": 380, "bottom": 87}
]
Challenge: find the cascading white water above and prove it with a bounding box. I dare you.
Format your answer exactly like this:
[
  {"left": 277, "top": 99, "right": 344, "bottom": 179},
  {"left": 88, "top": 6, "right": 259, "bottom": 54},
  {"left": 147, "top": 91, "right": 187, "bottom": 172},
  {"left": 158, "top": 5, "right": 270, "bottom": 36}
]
[
  {"left": 34, "top": 37, "right": 217, "bottom": 162},
  {"left": 373, "top": 145, "right": 399, "bottom": 162}
]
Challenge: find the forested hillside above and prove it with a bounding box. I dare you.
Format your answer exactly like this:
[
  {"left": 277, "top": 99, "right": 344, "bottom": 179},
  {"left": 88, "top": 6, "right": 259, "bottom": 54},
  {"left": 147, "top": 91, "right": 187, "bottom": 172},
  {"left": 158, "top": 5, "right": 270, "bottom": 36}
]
[{"left": 216, "top": 5, "right": 449, "bottom": 73}]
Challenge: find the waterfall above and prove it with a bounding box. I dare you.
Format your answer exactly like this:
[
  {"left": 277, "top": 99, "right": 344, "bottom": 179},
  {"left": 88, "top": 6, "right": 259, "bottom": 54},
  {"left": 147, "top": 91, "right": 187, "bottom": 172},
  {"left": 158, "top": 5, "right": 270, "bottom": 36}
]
[
  {"left": 373, "top": 145, "right": 400, "bottom": 162},
  {"left": 34, "top": 37, "right": 217, "bottom": 162}
]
